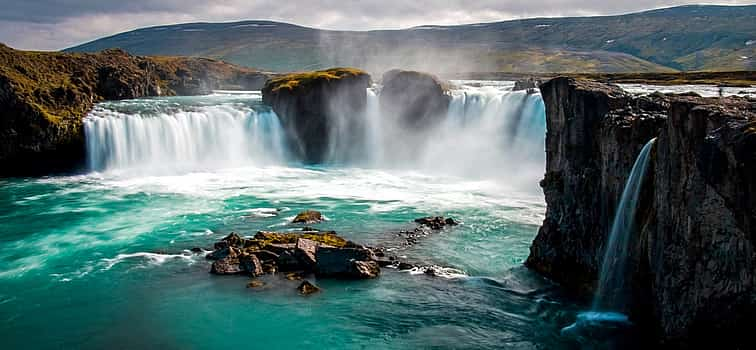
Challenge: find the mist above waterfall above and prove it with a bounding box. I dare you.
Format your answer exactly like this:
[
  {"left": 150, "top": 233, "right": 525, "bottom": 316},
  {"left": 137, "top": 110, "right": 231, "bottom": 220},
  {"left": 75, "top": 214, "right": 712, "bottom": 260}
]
[{"left": 84, "top": 81, "right": 545, "bottom": 190}]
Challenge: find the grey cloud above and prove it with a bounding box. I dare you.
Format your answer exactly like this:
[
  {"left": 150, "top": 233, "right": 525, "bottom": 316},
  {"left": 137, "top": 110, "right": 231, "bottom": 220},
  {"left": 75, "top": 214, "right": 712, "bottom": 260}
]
[{"left": 0, "top": 0, "right": 753, "bottom": 50}]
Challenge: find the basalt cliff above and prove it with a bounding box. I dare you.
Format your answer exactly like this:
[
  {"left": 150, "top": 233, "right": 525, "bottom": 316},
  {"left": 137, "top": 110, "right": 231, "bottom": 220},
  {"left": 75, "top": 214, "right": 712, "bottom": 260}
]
[
  {"left": 527, "top": 77, "right": 756, "bottom": 346},
  {"left": 0, "top": 44, "right": 270, "bottom": 176}
]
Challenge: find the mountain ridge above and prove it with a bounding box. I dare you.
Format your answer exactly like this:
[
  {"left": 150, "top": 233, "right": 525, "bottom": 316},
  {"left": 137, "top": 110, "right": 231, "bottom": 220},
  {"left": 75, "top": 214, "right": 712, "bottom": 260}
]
[{"left": 66, "top": 4, "right": 756, "bottom": 73}]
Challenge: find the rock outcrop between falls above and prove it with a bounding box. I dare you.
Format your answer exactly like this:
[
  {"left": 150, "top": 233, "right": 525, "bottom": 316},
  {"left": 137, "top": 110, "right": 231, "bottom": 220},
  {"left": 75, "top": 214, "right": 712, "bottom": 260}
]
[
  {"left": 526, "top": 77, "right": 756, "bottom": 347},
  {"left": 261, "top": 68, "right": 371, "bottom": 163},
  {"left": 0, "top": 44, "right": 270, "bottom": 176},
  {"left": 379, "top": 69, "right": 451, "bottom": 128}
]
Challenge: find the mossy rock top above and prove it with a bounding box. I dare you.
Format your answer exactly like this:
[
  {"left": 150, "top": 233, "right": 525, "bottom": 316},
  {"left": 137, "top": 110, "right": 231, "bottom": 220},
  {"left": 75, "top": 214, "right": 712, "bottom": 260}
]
[
  {"left": 381, "top": 69, "right": 451, "bottom": 92},
  {"left": 263, "top": 67, "right": 370, "bottom": 93}
]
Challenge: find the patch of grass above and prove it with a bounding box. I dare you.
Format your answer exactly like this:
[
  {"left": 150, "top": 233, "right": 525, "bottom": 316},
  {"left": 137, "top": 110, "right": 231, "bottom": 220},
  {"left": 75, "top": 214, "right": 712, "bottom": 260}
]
[{"left": 265, "top": 67, "right": 367, "bottom": 92}]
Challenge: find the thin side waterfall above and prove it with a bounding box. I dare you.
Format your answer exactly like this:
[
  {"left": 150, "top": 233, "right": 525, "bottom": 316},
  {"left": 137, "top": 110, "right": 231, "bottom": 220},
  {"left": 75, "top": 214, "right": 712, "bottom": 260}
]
[
  {"left": 593, "top": 137, "right": 657, "bottom": 312},
  {"left": 561, "top": 138, "right": 656, "bottom": 339}
]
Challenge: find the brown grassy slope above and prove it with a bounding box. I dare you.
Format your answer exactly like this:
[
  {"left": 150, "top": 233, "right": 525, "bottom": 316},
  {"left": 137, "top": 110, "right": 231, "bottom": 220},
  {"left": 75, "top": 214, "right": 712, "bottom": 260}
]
[{"left": 0, "top": 44, "right": 268, "bottom": 175}]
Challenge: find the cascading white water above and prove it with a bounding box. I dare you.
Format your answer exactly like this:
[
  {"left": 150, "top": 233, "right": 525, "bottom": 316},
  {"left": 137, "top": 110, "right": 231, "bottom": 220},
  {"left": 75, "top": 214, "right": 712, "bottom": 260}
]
[
  {"left": 84, "top": 97, "right": 288, "bottom": 174},
  {"left": 328, "top": 84, "right": 546, "bottom": 185},
  {"left": 84, "top": 84, "right": 546, "bottom": 187},
  {"left": 561, "top": 138, "right": 656, "bottom": 339},
  {"left": 593, "top": 138, "right": 657, "bottom": 311}
]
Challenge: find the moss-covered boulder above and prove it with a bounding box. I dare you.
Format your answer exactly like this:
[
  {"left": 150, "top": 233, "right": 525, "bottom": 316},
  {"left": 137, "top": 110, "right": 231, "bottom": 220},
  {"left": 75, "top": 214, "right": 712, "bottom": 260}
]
[
  {"left": 292, "top": 210, "right": 324, "bottom": 224},
  {"left": 261, "top": 68, "right": 371, "bottom": 163},
  {"left": 379, "top": 69, "right": 451, "bottom": 128}
]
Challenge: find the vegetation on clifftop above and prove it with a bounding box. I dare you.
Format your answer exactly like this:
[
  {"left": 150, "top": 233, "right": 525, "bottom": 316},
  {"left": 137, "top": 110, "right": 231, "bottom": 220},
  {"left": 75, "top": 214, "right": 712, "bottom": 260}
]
[
  {"left": 263, "top": 68, "right": 368, "bottom": 93},
  {"left": 0, "top": 44, "right": 269, "bottom": 175}
]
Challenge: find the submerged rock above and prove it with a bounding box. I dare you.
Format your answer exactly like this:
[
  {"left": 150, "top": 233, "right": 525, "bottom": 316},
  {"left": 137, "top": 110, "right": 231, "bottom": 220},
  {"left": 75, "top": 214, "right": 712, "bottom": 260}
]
[
  {"left": 247, "top": 279, "right": 266, "bottom": 288},
  {"left": 292, "top": 210, "right": 324, "bottom": 224},
  {"left": 297, "top": 280, "right": 321, "bottom": 295},
  {"left": 414, "top": 216, "right": 459, "bottom": 230}
]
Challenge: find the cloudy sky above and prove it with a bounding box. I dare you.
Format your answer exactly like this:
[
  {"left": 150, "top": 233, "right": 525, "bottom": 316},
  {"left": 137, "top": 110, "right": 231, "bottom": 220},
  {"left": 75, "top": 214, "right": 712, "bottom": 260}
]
[{"left": 1, "top": 0, "right": 754, "bottom": 50}]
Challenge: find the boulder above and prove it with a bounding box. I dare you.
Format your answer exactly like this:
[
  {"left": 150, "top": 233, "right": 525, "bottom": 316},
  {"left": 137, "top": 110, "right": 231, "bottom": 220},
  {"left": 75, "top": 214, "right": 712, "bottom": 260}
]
[
  {"left": 276, "top": 250, "right": 304, "bottom": 272},
  {"left": 210, "top": 247, "right": 244, "bottom": 275},
  {"left": 297, "top": 280, "right": 321, "bottom": 295},
  {"left": 295, "top": 238, "right": 319, "bottom": 267},
  {"left": 352, "top": 261, "right": 381, "bottom": 279},
  {"left": 206, "top": 246, "right": 232, "bottom": 261},
  {"left": 379, "top": 69, "right": 451, "bottom": 128},
  {"left": 247, "top": 280, "right": 266, "bottom": 288},
  {"left": 414, "top": 216, "right": 458, "bottom": 230},
  {"left": 315, "top": 247, "right": 379, "bottom": 279},
  {"left": 292, "top": 210, "right": 324, "bottom": 224},
  {"left": 239, "top": 254, "right": 264, "bottom": 277},
  {"left": 251, "top": 250, "right": 279, "bottom": 263},
  {"left": 214, "top": 232, "right": 245, "bottom": 250},
  {"left": 261, "top": 68, "right": 371, "bottom": 163},
  {"left": 263, "top": 243, "right": 297, "bottom": 255}
]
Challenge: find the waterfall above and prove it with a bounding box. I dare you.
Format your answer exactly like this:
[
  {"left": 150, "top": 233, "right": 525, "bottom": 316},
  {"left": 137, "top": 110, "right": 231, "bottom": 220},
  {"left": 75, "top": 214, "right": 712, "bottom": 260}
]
[
  {"left": 593, "top": 138, "right": 656, "bottom": 312},
  {"left": 561, "top": 138, "right": 656, "bottom": 339},
  {"left": 84, "top": 85, "right": 546, "bottom": 185},
  {"left": 84, "top": 99, "right": 288, "bottom": 174},
  {"left": 331, "top": 85, "right": 546, "bottom": 183}
]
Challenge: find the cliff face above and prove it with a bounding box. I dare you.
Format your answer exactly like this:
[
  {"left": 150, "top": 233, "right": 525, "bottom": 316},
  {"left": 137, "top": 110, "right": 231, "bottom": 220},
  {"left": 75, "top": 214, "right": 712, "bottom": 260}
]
[
  {"left": 261, "top": 68, "right": 371, "bottom": 163},
  {"left": 651, "top": 97, "right": 756, "bottom": 344},
  {"left": 526, "top": 77, "right": 756, "bottom": 346},
  {"left": 379, "top": 70, "right": 450, "bottom": 128},
  {"left": 0, "top": 45, "right": 270, "bottom": 176}
]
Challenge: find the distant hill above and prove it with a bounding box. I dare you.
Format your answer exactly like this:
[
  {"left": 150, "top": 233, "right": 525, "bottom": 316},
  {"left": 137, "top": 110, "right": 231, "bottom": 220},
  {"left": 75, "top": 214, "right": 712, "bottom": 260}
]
[{"left": 67, "top": 5, "right": 756, "bottom": 74}]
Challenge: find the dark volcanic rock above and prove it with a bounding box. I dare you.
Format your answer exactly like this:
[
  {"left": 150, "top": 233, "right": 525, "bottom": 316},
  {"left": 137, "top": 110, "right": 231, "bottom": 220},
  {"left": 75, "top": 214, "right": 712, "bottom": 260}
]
[
  {"left": 210, "top": 247, "right": 244, "bottom": 275},
  {"left": 214, "top": 232, "right": 245, "bottom": 250},
  {"left": 292, "top": 210, "right": 324, "bottom": 224},
  {"left": 261, "top": 68, "right": 371, "bottom": 163},
  {"left": 297, "top": 280, "right": 321, "bottom": 295},
  {"left": 251, "top": 250, "right": 279, "bottom": 263},
  {"left": 294, "top": 238, "right": 319, "bottom": 267},
  {"left": 414, "top": 216, "right": 459, "bottom": 230},
  {"left": 315, "top": 246, "right": 379, "bottom": 279},
  {"left": 239, "top": 254, "right": 264, "bottom": 276},
  {"left": 379, "top": 69, "right": 451, "bottom": 128},
  {"left": 513, "top": 78, "right": 539, "bottom": 92},
  {"left": 276, "top": 250, "right": 304, "bottom": 272},
  {"left": 526, "top": 77, "right": 756, "bottom": 347}
]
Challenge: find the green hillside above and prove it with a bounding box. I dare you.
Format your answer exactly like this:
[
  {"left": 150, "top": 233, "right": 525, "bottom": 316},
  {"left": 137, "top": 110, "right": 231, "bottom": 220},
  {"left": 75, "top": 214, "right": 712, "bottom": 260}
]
[{"left": 66, "top": 5, "right": 756, "bottom": 73}]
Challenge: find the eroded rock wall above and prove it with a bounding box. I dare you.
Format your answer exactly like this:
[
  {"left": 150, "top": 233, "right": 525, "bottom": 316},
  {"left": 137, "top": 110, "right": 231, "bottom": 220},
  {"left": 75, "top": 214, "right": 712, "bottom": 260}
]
[{"left": 526, "top": 77, "right": 756, "bottom": 346}]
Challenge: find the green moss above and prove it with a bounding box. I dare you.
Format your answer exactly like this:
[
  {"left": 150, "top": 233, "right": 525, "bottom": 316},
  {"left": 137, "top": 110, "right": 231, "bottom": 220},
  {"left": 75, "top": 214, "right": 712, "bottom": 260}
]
[
  {"left": 266, "top": 67, "right": 367, "bottom": 92},
  {"left": 247, "top": 230, "right": 348, "bottom": 249}
]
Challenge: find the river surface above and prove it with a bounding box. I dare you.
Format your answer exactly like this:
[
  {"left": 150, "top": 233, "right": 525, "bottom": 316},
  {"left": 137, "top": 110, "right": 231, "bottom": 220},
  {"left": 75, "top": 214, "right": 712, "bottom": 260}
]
[{"left": 0, "top": 81, "right": 589, "bottom": 349}]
